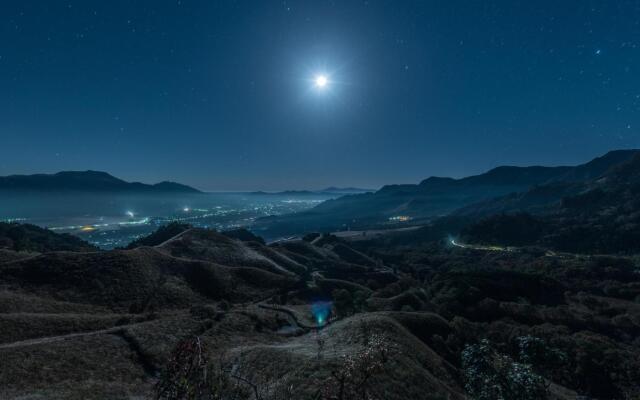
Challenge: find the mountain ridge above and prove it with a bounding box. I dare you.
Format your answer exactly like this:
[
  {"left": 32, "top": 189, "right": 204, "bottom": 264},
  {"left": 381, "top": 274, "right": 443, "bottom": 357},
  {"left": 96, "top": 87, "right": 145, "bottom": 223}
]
[
  {"left": 253, "top": 149, "right": 640, "bottom": 238},
  {"left": 456, "top": 149, "right": 640, "bottom": 217},
  {"left": 248, "top": 187, "right": 374, "bottom": 196},
  {"left": 460, "top": 153, "right": 640, "bottom": 253},
  {"left": 0, "top": 170, "right": 202, "bottom": 193}
]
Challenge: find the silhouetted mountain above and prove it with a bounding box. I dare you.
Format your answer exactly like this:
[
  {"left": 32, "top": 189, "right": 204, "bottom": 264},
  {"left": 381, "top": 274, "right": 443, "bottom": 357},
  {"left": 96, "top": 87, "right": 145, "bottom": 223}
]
[
  {"left": 0, "top": 171, "right": 202, "bottom": 193},
  {"left": 551, "top": 149, "right": 640, "bottom": 182},
  {"left": 457, "top": 149, "right": 640, "bottom": 217},
  {"left": 462, "top": 153, "right": 640, "bottom": 253},
  {"left": 249, "top": 187, "right": 373, "bottom": 196},
  {"left": 321, "top": 187, "right": 374, "bottom": 193},
  {"left": 454, "top": 182, "right": 583, "bottom": 217},
  {"left": 254, "top": 150, "right": 640, "bottom": 238},
  {"left": 249, "top": 190, "right": 318, "bottom": 196}
]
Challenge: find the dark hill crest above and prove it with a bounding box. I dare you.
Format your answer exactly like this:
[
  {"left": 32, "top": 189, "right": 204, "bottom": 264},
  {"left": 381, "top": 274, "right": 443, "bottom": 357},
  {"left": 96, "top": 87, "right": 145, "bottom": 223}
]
[{"left": 0, "top": 170, "right": 201, "bottom": 193}]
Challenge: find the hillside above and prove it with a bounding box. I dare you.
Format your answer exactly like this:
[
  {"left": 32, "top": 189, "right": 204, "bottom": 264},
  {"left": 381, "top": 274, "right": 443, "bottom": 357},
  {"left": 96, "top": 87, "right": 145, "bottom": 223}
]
[
  {"left": 253, "top": 150, "right": 640, "bottom": 238},
  {"left": 1, "top": 221, "right": 639, "bottom": 399},
  {"left": 455, "top": 150, "right": 640, "bottom": 218},
  {"left": 0, "top": 222, "right": 97, "bottom": 253},
  {"left": 0, "top": 170, "right": 201, "bottom": 193},
  {"left": 461, "top": 154, "right": 640, "bottom": 254},
  {"left": 3, "top": 151, "right": 640, "bottom": 400}
]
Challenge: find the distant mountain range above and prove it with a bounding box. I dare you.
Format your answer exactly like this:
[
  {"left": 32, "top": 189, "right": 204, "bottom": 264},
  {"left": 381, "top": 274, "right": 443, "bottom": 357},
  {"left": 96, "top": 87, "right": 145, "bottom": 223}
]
[
  {"left": 0, "top": 170, "right": 202, "bottom": 193},
  {"left": 2, "top": 154, "right": 639, "bottom": 400},
  {"left": 454, "top": 149, "right": 640, "bottom": 217},
  {"left": 249, "top": 187, "right": 374, "bottom": 196},
  {"left": 253, "top": 149, "right": 640, "bottom": 237},
  {"left": 462, "top": 151, "right": 640, "bottom": 253},
  {"left": 321, "top": 187, "right": 374, "bottom": 193}
]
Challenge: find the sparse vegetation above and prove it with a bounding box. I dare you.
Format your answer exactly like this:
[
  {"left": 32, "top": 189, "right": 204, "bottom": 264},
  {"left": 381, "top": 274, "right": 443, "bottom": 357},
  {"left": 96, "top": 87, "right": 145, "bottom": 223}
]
[
  {"left": 2, "top": 220, "right": 640, "bottom": 399},
  {"left": 318, "top": 334, "right": 393, "bottom": 400},
  {"left": 462, "top": 339, "right": 548, "bottom": 400}
]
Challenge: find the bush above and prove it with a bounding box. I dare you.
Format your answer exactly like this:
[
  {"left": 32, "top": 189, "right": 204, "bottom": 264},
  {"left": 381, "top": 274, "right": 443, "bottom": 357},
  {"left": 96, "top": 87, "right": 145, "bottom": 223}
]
[
  {"left": 332, "top": 289, "right": 353, "bottom": 318},
  {"left": 462, "top": 339, "right": 549, "bottom": 400},
  {"left": 462, "top": 213, "right": 547, "bottom": 247},
  {"left": 156, "top": 337, "right": 295, "bottom": 400},
  {"left": 155, "top": 337, "right": 211, "bottom": 400},
  {"left": 319, "top": 334, "right": 393, "bottom": 400}
]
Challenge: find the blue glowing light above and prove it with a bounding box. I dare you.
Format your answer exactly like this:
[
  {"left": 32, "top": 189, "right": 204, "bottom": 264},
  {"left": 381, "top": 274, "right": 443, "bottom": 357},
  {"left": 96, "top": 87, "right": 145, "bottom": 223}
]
[{"left": 311, "top": 301, "right": 332, "bottom": 326}]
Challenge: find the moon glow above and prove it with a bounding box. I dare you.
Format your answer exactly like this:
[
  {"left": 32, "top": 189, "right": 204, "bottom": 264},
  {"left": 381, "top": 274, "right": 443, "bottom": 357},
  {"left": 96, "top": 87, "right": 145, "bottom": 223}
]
[{"left": 314, "top": 75, "right": 328, "bottom": 88}]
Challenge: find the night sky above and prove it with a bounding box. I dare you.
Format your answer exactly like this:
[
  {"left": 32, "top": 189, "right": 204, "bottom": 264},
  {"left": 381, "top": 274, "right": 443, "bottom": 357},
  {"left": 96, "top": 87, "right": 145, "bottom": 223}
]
[{"left": 1, "top": 1, "right": 639, "bottom": 191}]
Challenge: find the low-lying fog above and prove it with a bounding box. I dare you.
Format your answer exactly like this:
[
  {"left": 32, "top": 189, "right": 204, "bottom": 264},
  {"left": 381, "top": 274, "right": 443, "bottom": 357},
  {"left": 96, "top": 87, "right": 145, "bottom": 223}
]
[{"left": 0, "top": 191, "right": 337, "bottom": 248}]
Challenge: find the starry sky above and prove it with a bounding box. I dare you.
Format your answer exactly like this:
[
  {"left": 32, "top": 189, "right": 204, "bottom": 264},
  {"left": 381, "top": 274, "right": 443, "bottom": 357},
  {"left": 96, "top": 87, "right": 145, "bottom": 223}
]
[{"left": 1, "top": 1, "right": 639, "bottom": 191}]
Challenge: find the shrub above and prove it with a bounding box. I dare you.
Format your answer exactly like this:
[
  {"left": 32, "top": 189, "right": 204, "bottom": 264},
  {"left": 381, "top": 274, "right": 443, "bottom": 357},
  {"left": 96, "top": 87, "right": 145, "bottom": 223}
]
[
  {"left": 156, "top": 337, "right": 288, "bottom": 400},
  {"left": 462, "top": 339, "right": 549, "bottom": 400},
  {"left": 155, "top": 337, "right": 211, "bottom": 400},
  {"left": 319, "top": 334, "right": 393, "bottom": 400},
  {"left": 332, "top": 289, "right": 353, "bottom": 318}
]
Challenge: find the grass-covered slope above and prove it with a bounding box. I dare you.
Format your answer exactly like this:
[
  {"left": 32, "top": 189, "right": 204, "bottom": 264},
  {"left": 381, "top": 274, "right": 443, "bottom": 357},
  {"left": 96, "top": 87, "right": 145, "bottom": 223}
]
[
  {"left": 1, "top": 215, "right": 640, "bottom": 399},
  {"left": 0, "top": 222, "right": 97, "bottom": 253}
]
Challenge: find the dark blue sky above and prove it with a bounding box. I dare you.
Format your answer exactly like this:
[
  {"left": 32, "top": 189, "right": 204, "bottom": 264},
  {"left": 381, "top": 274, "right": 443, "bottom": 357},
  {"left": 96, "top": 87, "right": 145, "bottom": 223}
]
[{"left": 1, "top": 1, "right": 639, "bottom": 190}]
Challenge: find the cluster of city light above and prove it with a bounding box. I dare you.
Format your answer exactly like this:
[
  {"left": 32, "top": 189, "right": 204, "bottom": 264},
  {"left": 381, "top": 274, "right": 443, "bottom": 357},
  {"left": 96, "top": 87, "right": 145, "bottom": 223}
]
[
  {"left": 388, "top": 215, "right": 412, "bottom": 222},
  {"left": 49, "top": 217, "right": 151, "bottom": 233},
  {"left": 0, "top": 217, "right": 27, "bottom": 223},
  {"left": 281, "top": 199, "right": 324, "bottom": 204},
  {"left": 43, "top": 197, "right": 329, "bottom": 247}
]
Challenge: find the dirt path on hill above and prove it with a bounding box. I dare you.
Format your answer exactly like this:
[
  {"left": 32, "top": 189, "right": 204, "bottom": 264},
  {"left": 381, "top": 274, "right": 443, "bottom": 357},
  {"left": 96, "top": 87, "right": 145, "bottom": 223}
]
[
  {"left": 154, "top": 228, "right": 195, "bottom": 248},
  {"left": 0, "top": 326, "right": 124, "bottom": 350},
  {"left": 257, "top": 304, "right": 323, "bottom": 331}
]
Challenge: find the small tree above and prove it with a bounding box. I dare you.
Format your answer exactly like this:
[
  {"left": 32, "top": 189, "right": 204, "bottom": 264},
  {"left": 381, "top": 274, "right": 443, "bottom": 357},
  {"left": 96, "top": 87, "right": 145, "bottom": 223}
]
[
  {"left": 332, "top": 289, "right": 354, "bottom": 318},
  {"left": 155, "top": 337, "right": 211, "bottom": 400},
  {"left": 352, "top": 290, "right": 369, "bottom": 313},
  {"left": 156, "top": 337, "right": 295, "bottom": 400},
  {"left": 516, "top": 335, "right": 566, "bottom": 379},
  {"left": 319, "top": 334, "right": 392, "bottom": 400}
]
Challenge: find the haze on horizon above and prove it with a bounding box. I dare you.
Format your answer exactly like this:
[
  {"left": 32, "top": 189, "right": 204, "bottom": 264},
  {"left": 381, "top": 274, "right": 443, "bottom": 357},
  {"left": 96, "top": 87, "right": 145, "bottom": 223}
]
[{"left": 1, "top": 1, "right": 639, "bottom": 191}]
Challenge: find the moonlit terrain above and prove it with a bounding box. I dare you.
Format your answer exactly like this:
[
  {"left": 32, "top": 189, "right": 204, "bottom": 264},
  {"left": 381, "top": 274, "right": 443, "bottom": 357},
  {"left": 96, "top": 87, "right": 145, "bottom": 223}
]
[{"left": 0, "top": 192, "right": 337, "bottom": 248}]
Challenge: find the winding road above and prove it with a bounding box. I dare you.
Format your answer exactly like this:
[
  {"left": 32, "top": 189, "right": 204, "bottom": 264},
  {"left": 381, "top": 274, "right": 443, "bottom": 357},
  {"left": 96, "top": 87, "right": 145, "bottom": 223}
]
[{"left": 449, "top": 238, "right": 514, "bottom": 252}]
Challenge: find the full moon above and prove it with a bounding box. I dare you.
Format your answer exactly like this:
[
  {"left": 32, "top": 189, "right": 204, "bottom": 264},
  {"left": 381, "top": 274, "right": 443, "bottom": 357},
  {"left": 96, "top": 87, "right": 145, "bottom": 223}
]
[{"left": 314, "top": 75, "right": 328, "bottom": 88}]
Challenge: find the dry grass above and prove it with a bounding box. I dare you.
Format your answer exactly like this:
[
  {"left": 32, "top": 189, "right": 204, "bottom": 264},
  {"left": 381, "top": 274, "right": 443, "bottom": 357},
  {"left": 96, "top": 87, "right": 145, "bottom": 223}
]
[
  {"left": 0, "top": 333, "right": 152, "bottom": 399},
  {"left": 1, "top": 225, "right": 638, "bottom": 399},
  {"left": 0, "top": 313, "right": 136, "bottom": 344}
]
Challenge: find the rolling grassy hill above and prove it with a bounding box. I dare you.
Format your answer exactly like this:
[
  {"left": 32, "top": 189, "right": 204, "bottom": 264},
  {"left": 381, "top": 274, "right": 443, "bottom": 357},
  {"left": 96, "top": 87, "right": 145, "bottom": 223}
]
[{"left": 1, "top": 220, "right": 639, "bottom": 399}]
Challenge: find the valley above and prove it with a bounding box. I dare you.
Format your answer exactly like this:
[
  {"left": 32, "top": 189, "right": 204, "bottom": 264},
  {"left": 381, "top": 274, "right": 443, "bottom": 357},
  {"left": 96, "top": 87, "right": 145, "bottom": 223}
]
[
  {"left": 2, "top": 151, "right": 640, "bottom": 399},
  {"left": 5, "top": 1, "right": 639, "bottom": 398}
]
